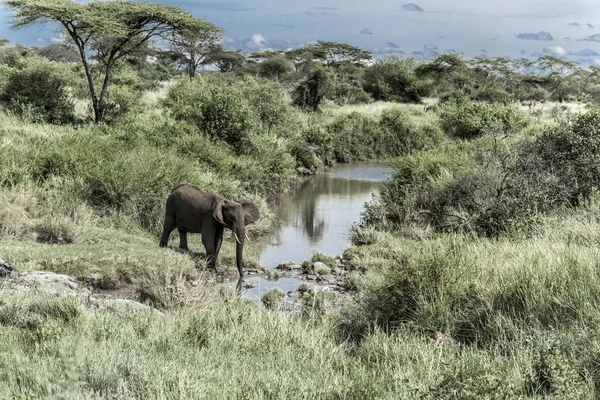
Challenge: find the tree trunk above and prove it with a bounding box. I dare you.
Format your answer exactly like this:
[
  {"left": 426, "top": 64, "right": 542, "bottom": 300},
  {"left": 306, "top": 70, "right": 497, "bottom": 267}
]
[{"left": 96, "top": 59, "right": 117, "bottom": 124}]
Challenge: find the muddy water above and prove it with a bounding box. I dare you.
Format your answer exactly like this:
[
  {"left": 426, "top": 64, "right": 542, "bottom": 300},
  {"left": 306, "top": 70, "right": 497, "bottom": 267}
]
[{"left": 242, "top": 162, "right": 393, "bottom": 302}]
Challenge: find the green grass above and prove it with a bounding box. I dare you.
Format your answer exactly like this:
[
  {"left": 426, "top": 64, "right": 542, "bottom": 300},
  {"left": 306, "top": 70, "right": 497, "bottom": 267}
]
[{"left": 2, "top": 91, "right": 600, "bottom": 398}]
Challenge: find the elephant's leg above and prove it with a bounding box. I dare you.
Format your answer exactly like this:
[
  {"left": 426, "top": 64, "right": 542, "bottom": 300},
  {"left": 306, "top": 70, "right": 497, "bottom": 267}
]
[
  {"left": 178, "top": 229, "right": 189, "bottom": 251},
  {"left": 213, "top": 226, "right": 224, "bottom": 268},
  {"left": 201, "top": 230, "right": 216, "bottom": 269},
  {"left": 160, "top": 216, "right": 175, "bottom": 247}
]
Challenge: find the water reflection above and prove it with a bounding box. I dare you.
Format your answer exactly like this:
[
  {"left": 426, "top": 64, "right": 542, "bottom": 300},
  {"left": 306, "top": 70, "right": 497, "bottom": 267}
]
[{"left": 250, "top": 162, "right": 393, "bottom": 269}]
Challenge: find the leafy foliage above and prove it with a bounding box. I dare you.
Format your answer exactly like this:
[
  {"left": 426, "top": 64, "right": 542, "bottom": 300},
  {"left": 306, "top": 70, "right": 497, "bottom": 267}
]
[{"left": 0, "top": 58, "right": 76, "bottom": 124}]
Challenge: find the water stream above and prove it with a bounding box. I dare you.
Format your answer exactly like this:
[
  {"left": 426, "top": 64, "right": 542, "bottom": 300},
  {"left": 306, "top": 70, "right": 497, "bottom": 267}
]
[{"left": 243, "top": 162, "right": 393, "bottom": 301}]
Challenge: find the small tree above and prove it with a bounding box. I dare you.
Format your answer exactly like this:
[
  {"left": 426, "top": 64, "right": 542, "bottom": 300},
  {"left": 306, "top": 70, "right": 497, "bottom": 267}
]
[
  {"left": 7, "top": 0, "right": 217, "bottom": 123},
  {"left": 37, "top": 43, "right": 80, "bottom": 63},
  {"left": 258, "top": 54, "right": 293, "bottom": 81},
  {"left": 208, "top": 49, "right": 246, "bottom": 73},
  {"left": 292, "top": 67, "right": 332, "bottom": 112},
  {"left": 170, "top": 23, "right": 222, "bottom": 78}
]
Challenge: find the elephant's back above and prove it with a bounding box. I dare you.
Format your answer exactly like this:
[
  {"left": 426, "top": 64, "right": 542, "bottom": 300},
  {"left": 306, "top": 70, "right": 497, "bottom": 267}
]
[{"left": 168, "top": 184, "right": 221, "bottom": 232}]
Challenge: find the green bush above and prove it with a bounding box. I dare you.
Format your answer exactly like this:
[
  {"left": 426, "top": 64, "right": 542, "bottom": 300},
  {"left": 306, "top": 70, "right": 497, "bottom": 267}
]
[
  {"left": 164, "top": 78, "right": 257, "bottom": 153},
  {"left": 525, "top": 109, "right": 600, "bottom": 204},
  {"left": 101, "top": 84, "right": 143, "bottom": 124},
  {"left": 363, "top": 57, "right": 431, "bottom": 103},
  {"left": 261, "top": 288, "right": 285, "bottom": 310},
  {"left": 439, "top": 98, "right": 530, "bottom": 139},
  {"left": 0, "top": 59, "right": 76, "bottom": 124},
  {"left": 324, "top": 108, "right": 444, "bottom": 163},
  {"left": 327, "top": 112, "right": 381, "bottom": 162},
  {"left": 371, "top": 135, "right": 558, "bottom": 236},
  {"left": 164, "top": 77, "right": 299, "bottom": 153},
  {"left": 292, "top": 67, "right": 332, "bottom": 112}
]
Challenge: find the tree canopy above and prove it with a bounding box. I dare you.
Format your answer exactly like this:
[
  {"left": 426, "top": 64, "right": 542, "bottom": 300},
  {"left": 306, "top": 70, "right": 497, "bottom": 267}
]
[{"left": 7, "top": 0, "right": 218, "bottom": 123}]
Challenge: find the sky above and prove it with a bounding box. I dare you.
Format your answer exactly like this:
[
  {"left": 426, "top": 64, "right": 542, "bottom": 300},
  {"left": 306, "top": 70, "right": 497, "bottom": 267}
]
[{"left": 1, "top": 0, "right": 600, "bottom": 66}]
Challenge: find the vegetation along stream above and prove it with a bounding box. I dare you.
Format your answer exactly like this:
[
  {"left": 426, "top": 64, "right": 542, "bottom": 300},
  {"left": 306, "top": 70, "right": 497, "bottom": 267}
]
[{"left": 242, "top": 162, "right": 393, "bottom": 301}]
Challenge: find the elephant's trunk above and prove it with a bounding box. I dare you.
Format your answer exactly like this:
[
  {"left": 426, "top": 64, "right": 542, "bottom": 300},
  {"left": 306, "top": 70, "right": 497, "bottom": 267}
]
[{"left": 235, "top": 226, "right": 245, "bottom": 279}]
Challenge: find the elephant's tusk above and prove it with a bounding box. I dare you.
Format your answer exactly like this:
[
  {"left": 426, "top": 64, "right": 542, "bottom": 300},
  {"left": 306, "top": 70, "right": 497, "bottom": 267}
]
[
  {"left": 233, "top": 232, "right": 242, "bottom": 244},
  {"left": 245, "top": 232, "right": 252, "bottom": 243}
]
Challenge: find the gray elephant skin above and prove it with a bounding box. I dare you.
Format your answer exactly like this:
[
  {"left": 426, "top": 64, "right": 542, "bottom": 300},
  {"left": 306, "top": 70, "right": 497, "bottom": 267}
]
[{"left": 160, "top": 184, "right": 260, "bottom": 278}]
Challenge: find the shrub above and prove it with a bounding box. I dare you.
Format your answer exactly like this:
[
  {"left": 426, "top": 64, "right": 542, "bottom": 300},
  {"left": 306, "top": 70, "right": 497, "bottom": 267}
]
[
  {"left": 324, "top": 108, "right": 444, "bottom": 164},
  {"left": 372, "top": 135, "right": 560, "bottom": 236},
  {"left": 261, "top": 288, "right": 286, "bottom": 310},
  {"left": 439, "top": 98, "right": 530, "bottom": 139},
  {"left": 292, "top": 67, "right": 332, "bottom": 112},
  {"left": 327, "top": 112, "right": 381, "bottom": 162},
  {"left": 363, "top": 57, "right": 431, "bottom": 103},
  {"left": 164, "top": 78, "right": 257, "bottom": 153},
  {"left": 101, "top": 84, "right": 143, "bottom": 124},
  {"left": 258, "top": 55, "right": 293, "bottom": 81},
  {"left": 0, "top": 59, "right": 76, "bottom": 124},
  {"left": 164, "top": 77, "right": 299, "bottom": 153},
  {"left": 378, "top": 107, "right": 444, "bottom": 155},
  {"left": 525, "top": 109, "right": 600, "bottom": 204}
]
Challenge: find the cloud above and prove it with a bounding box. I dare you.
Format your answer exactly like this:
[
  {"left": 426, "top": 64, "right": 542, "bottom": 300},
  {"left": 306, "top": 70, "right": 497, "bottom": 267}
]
[
  {"left": 520, "top": 50, "right": 527, "bottom": 55},
  {"left": 412, "top": 51, "right": 425, "bottom": 56},
  {"left": 573, "top": 49, "right": 599, "bottom": 57},
  {"left": 402, "top": 3, "right": 424, "bottom": 12},
  {"left": 588, "top": 24, "right": 595, "bottom": 29},
  {"left": 582, "top": 34, "right": 600, "bottom": 42},
  {"left": 530, "top": 52, "right": 544, "bottom": 57},
  {"left": 515, "top": 31, "right": 553, "bottom": 41},
  {"left": 569, "top": 22, "right": 581, "bottom": 27},
  {"left": 423, "top": 44, "right": 438, "bottom": 52},
  {"left": 360, "top": 28, "right": 374, "bottom": 35},
  {"left": 481, "top": 49, "right": 487, "bottom": 53},
  {"left": 245, "top": 34, "right": 268, "bottom": 50},
  {"left": 542, "top": 46, "right": 569, "bottom": 56},
  {"left": 371, "top": 42, "right": 405, "bottom": 56},
  {"left": 50, "top": 37, "right": 62, "bottom": 43},
  {"left": 274, "top": 24, "right": 294, "bottom": 29},
  {"left": 227, "top": 34, "right": 300, "bottom": 52}
]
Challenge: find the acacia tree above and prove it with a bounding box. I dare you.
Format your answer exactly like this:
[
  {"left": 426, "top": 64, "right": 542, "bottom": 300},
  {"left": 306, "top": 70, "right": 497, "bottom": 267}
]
[
  {"left": 7, "top": 0, "right": 217, "bottom": 123},
  {"left": 170, "top": 23, "right": 222, "bottom": 78},
  {"left": 208, "top": 49, "right": 246, "bottom": 73}
]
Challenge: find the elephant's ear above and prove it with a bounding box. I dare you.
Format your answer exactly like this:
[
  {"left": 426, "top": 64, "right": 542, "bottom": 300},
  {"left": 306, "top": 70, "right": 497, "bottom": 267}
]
[
  {"left": 239, "top": 199, "right": 260, "bottom": 226},
  {"left": 213, "top": 200, "right": 227, "bottom": 226}
]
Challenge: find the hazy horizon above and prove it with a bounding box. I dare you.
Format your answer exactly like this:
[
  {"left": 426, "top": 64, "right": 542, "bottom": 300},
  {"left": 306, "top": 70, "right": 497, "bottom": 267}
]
[{"left": 1, "top": 0, "right": 599, "bottom": 66}]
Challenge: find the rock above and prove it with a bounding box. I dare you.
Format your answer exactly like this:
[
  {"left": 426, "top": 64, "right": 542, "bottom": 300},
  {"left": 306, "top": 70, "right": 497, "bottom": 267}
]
[
  {"left": 332, "top": 267, "right": 341, "bottom": 276},
  {"left": 0, "top": 259, "right": 13, "bottom": 277},
  {"left": 319, "top": 274, "right": 336, "bottom": 283},
  {"left": 306, "top": 275, "right": 317, "bottom": 281},
  {"left": 313, "top": 261, "right": 328, "bottom": 271},
  {"left": 276, "top": 263, "right": 302, "bottom": 271},
  {"left": 104, "top": 299, "right": 164, "bottom": 317},
  {"left": 14, "top": 271, "right": 79, "bottom": 296}
]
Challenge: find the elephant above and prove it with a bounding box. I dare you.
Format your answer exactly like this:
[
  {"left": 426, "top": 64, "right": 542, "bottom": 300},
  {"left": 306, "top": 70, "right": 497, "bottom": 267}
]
[{"left": 159, "top": 184, "right": 260, "bottom": 279}]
